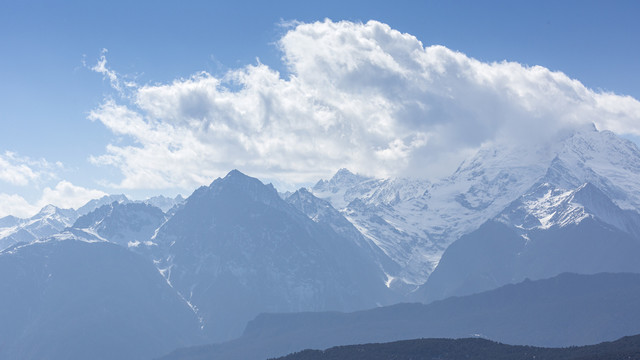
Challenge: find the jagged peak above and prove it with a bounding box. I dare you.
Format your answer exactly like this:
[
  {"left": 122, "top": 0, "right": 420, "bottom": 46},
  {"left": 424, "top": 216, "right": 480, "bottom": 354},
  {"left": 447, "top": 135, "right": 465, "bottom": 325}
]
[
  {"left": 37, "top": 204, "right": 59, "bottom": 215},
  {"left": 311, "top": 169, "right": 372, "bottom": 191},
  {"left": 334, "top": 168, "right": 355, "bottom": 177},
  {"left": 202, "top": 170, "right": 281, "bottom": 206},
  {"left": 213, "top": 169, "right": 274, "bottom": 190},
  {"left": 287, "top": 188, "right": 331, "bottom": 208},
  {"left": 292, "top": 187, "right": 313, "bottom": 197},
  {"left": 223, "top": 168, "right": 245, "bottom": 179},
  {"left": 330, "top": 168, "right": 368, "bottom": 183},
  {"left": 33, "top": 204, "right": 76, "bottom": 219}
]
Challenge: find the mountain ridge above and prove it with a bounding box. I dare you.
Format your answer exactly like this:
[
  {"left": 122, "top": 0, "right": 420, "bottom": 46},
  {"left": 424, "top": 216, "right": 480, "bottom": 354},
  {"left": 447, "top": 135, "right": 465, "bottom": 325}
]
[
  {"left": 157, "top": 272, "right": 640, "bottom": 360},
  {"left": 150, "top": 170, "right": 396, "bottom": 342}
]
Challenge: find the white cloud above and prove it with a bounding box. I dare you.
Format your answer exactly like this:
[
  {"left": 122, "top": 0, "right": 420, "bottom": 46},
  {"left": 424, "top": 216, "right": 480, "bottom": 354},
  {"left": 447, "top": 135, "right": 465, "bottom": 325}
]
[
  {"left": 0, "top": 193, "right": 39, "bottom": 218},
  {"left": 0, "top": 181, "right": 108, "bottom": 218},
  {"left": 0, "top": 153, "right": 38, "bottom": 186},
  {"left": 38, "top": 181, "right": 108, "bottom": 210},
  {"left": 88, "top": 19, "right": 640, "bottom": 190},
  {"left": 0, "top": 151, "right": 57, "bottom": 186},
  {"left": 92, "top": 48, "right": 123, "bottom": 92},
  {"left": 0, "top": 149, "right": 107, "bottom": 218},
  {"left": 90, "top": 48, "right": 138, "bottom": 96}
]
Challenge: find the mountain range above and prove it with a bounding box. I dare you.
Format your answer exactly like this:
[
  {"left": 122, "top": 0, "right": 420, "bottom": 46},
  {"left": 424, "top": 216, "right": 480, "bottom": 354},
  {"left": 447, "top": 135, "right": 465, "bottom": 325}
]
[
  {"left": 1, "top": 125, "right": 640, "bottom": 359},
  {"left": 311, "top": 126, "right": 640, "bottom": 298},
  {"left": 0, "top": 194, "right": 183, "bottom": 252}
]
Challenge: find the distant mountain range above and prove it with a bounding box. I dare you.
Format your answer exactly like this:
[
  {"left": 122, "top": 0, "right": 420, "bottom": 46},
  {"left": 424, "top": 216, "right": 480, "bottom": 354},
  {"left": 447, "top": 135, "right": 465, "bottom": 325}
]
[
  {"left": 1, "top": 126, "right": 640, "bottom": 359},
  {"left": 0, "top": 194, "right": 183, "bottom": 251}
]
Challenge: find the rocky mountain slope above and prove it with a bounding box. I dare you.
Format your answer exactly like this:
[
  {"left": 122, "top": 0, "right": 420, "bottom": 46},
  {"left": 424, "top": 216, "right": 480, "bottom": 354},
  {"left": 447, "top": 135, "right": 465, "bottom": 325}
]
[
  {"left": 0, "top": 235, "right": 203, "bottom": 360},
  {"left": 151, "top": 170, "right": 396, "bottom": 342}
]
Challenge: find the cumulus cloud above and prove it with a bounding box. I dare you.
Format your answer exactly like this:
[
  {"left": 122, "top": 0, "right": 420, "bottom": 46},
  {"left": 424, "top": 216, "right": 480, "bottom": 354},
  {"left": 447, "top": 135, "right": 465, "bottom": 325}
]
[
  {"left": 0, "top": 153, "right": 38, "bottom": 186},
  {"left": 88, "top": 19, "right": 640, "bottom": 190},
  {"left": 39, "top": 181, "right": 108, "bottom": 210},
  {"left": 0, "top": 149, "right": 107, "bottom": 218},
  {"left": 0, "top": 151, "right": 57, "bottom": 186},
  {"left": 0, "top": 181, "right": 108, "bottom": 218},
  {"left": 0, "top": 193, "right": 39, "bottom": 218}
]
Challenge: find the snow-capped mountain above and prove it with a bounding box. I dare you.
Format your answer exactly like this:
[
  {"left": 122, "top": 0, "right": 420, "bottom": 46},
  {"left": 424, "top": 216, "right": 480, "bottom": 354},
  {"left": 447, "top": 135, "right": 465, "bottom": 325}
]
[
  {"left": 312, "top": 125, "right": 640, "bottom": 289},
  {"left": 0, "top": 195, "right": 131, "bottom": 252},
  {"left": 0, "top": 205, "right": 78, "bottom": 251},
  {"left": 312, "top": 172, "right": 434, "bottom": 285},
  {"left": 419, "top": 127, "right": 640, "bottom": 301},
  {"left": 311, "top": 144, "right": 558, "bottom": 286},
  {"left": 310, "top": 161, "right": 539, "bottom": 286},
  {"left": 498, "top": 181, "right": 640, "bottom": 237},
  {"left": 550, "top": 128, "right": 640, "bottom": 210},
  {"left": 2, "top": 124, "right": 640, "bottom": 358},
  {"left": 71, "top": 201, "right": 166, "bottom": 248},
  {"left": 152, "top": 170, "right": 394, "bottom": 342},
  {"left": 285, "top": 188, "right": 407, "bottom": 292},
  {"left": 0, "top": 194, "right": 176, "bottom": 252}
]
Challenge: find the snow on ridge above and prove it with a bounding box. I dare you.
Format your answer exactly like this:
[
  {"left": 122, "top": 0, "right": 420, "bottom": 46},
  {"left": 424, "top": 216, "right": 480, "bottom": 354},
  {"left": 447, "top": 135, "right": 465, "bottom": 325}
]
[
  {"left": 312, "top": 127, "right": 640, "bottom": 285},
  {"left": 516, "top": 184, "right": 590, "bottom": 230}
]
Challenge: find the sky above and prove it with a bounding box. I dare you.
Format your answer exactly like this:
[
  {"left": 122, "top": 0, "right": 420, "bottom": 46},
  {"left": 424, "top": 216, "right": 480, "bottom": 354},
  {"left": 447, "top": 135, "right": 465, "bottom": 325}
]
[{"left": 1, "top": 0, "right": 640, "bottom": 218}]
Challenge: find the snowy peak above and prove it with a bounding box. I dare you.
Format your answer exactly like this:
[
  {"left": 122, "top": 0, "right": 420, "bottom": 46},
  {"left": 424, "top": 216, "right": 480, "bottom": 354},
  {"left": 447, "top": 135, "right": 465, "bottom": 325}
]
[
  {"left": 32, "top": 204, "right": 77, "bottom": 223},
  {"left": 495, "top": 127, "right": 640, "bottom": 232},
  {"left": 72, "top": 202, "right": 166, "bottom": 248},
  {"left": 307, "top": 128, "right": 640, "bottom": 287},
  {"left": 0, "top": 204, "right": 79, "bottom": 251},
  {"left": 541, "top": 156, "right": 584, "bottom": 190},
  {"left": 34, "top": 204, "right": 61, "bottom": 217},
  {"left": 286, "top": 188, "right": 332, "bottom": 221},
  {"left": 499, "top": 182, "right": 592, "bottom": 230},
  {"left": 312, "top": 169, "right": 374, "bottom": 209},
  {"left": 317, "top": 168, "right": 371, "bottom": 190},
  {"left": 313, "top": 169, "right": 429, "bottom": 210},
  {"left": 499, "top": 180, "right": 640, "bottom": 238},
  {"left": 550, "top": 128, "right": 640, "bottom": 210}
]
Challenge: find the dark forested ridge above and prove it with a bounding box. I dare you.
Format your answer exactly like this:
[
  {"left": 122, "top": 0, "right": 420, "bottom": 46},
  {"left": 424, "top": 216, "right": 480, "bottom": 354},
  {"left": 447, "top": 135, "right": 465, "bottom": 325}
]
[{"left": 272, "top": 335, "right": 640, "bottom": 360}]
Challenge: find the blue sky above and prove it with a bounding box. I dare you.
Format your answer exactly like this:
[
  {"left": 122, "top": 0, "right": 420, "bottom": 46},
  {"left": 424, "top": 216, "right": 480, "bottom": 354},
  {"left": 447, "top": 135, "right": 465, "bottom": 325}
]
[{"left": 1, "top": 0, "right": 639, "bottom": 217}]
